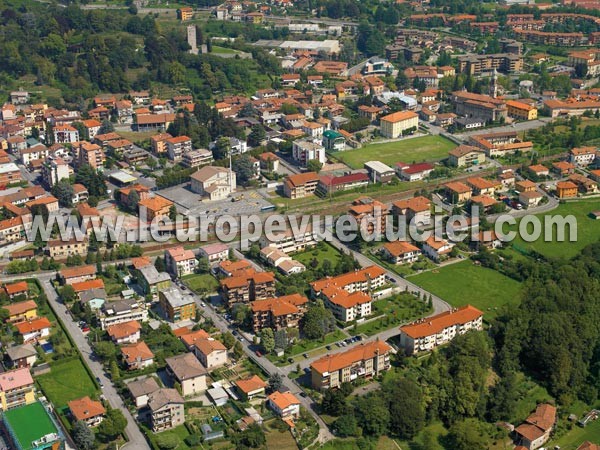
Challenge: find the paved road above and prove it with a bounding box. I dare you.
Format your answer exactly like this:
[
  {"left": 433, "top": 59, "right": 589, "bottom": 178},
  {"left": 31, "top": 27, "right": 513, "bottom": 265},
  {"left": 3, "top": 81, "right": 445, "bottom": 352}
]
[{"left": 1, "top": 273, "right": 151, "bottom": 450}]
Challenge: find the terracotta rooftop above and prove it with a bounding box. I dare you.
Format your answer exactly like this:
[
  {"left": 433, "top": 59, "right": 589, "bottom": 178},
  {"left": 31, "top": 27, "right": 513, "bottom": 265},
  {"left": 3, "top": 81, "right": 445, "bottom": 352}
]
[
  {"left": 180, "top": 329, "right": 210, "bottom": 348},
  {"left": 59, "top": 265, "right": 96, "bottom": 280},
  {"left": 383, "top": 241, "right": 420, "bottom": 257},
  {"left": 393, "top": 196, "right": 431, "bottom": 213},
  {"left": 250, "top": 294, "right": 308, "bottom": 317},
  {"left": 4, "top": 281, "right": 28, "bottom": 295},
  {"left": 68, "top": 396, "right": 106, "bottom": 421},
  {"left": 72, "top": 279, "right": 105, "bottom": 293},
  {"left": 15, "top": 317, "right": 52, "bottom": 334},
  {"left": 268, "top": 391, "right": 300, "bottom": 410},
  {"left": 107, "top": 320, "right": 141, "bottom": 340},
  {"left": 121, "top": 341, "right": 154, "bottom": 365},
  {"left": 400, "top": 305, "right": 483, "bottom": 339},
  {"left": 311, "top": 341, "right": 392, "bottom": 375},
  {"left": 0, "top": 368, "right": 34, "bottom": 391},
  {"left": 311, "top": 266, "right": 385, "bottom": 294},
  {"left": 380, "top": 110, "right": 418, "bottom": 123},
  {"left": 3, "top": 300, "right": 37, "bottom": 317},
  {"left": 235, "top": 375, "right": 267, "bottom": 394}
]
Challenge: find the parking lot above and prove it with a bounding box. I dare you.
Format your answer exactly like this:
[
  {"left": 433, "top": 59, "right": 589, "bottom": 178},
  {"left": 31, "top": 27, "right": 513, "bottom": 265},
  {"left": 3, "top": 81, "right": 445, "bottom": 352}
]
[{"left": 157, "top": 184, "right": 274, "bottom": 217}]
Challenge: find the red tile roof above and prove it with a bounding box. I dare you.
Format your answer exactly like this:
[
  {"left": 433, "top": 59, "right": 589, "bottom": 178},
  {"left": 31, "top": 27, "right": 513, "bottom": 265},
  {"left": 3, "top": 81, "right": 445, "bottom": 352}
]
[
  {"left": 68, "top": 396, "right": 106, "bottom": 421},
  {"left": 400, "top": 305, "right": 483, "bottom": 339},
  {"left": 311, "top": 341, "right": 392, "bottom": 375}
]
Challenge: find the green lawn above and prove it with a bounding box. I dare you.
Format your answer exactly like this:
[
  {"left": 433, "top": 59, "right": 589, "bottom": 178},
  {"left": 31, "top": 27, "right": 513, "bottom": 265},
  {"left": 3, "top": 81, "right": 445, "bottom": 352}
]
[
  {"left": 36, "top": 359, "right": 98, "bottom": 408},
  {"left": 331, "top": 135, "right": 457, "bottom": 169},
  {"left": 509, "top": 200, "right": 600, "bottom": 260},
  {"left": 293, "top": 242, "right": 344, "bottom": 270},
  {"left": 211, "top": 45, "right": 239, "bottom": 54},
  {"left": 355, "top": 293, "right": 431, "bottom": 336},
  {"left": 147, "top": 424, "right": 191, "bottom": 450},
  {"left": 512, "top": 372, "right": 553, "bottom": 424},
  {"left": 182, "top": 273, "right": 219, "bottom": 294},
  {"left": 3, "top": 402, "right": 59, "bottom": 450},
  {"left": 550, "top": 418, "right": 600, "bottom": 450},
  {"left": 410, "top": 260, "right": 522, "bottom": 319},
  {"left": 265, "top": 427, "right": 298, "bottom": 450}
]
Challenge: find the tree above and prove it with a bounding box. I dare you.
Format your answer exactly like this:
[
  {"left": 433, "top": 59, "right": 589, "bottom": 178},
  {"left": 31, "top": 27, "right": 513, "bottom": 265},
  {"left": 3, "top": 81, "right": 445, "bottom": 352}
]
[
  {"left": 168, "top": 204, "right": 177, "bottom": 221},
  {"left": 301, "top": 303, "right": 335, "bottom": 340},
  {"left": 126, "top": 189, "right": 140, "bottom": 211},
  {"left": 197, "top": 256, "right": 209, "bottom": 273},
  {"left": 98, "top": 120, "right": 114, "bottom": 135},
  {"left": 385, "top": 378, "right": 425, "bottom": 439},
  {"left": 268, "top": 373, "right": 283, "bottom": 391},
  {"left": 94, "top": 341, "right": 117, "bottom": 361},
  {"left": 213, "top": 137, "right": 230, "bottom": 160},
  {"left": 60, "top": 285, "right": 77, "bottom": 303},
  {"left": 487, "top": 371, "right": 518, "bottom": 422},
  {"left": 332, "top": 414, "right": 358, "bottom": 437},
  {"left": 447, "top": 420, "right": 488, "bottom": 450},
  {"left": 52, "top": 180, "right": 75, "bottom": 207},
  {"left": 353, "top": 394, "right": 390, "bottom": 437},
  {"left": 260, "top": 328, "right": 275, "bottom": 353},
  {"left": 156, "top": 434, "right": 179, "bottom": 450},
  {"left": 306, "top": 159, "right": 323, "bottom": 173},
  {"left": 110, "top": 360, "right": 120, "bottom": 381},
  {"left": 321, "top": 388, "right": 347, "bottom": 416},
  {"left": 154, "top": 256, "right": 166, "bottom": 272},
  {"left": 247, "top": 124, "right": 266, "bottom": 147},
  {"left": 233, "top": 154, "right": 256, "bottom": 186},
  {"left": 220, "top": 331, "right": 236, "bottom": 349},
  {"left": 72, "top": 421, "right": 95, "bottom": 450},
  {"left": 233, "top": 340, "right": 244, "bottom": 359},
  {"left": 98, "top": 408, "right": 127, "bottom": 441},
  {"left": 232, "top": 423, "right": 265, "bottom": 449}
]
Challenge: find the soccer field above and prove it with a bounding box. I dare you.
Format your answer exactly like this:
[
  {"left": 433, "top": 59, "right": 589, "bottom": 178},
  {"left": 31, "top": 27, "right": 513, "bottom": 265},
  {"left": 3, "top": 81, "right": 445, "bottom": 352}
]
[{"left": 331, "top": 135, "right": 456, "bottom": 169}]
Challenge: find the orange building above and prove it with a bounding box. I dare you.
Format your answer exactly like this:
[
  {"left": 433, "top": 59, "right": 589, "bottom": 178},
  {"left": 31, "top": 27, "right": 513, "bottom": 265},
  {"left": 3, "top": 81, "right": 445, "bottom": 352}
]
[{"left": 556, "top": 181, "right": 578, "bottom": 198}]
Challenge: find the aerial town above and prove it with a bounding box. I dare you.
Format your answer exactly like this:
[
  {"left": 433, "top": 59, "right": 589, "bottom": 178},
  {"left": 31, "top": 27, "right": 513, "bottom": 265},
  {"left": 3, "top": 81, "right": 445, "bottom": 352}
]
[{"left": 0, "top": 0, "right": 598, "bottom": 449}]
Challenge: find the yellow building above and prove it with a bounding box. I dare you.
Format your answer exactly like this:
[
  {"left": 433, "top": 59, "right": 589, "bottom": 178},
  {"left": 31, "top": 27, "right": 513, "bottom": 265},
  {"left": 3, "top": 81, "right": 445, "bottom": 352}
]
[
  {"left": 177, "top": 7, "right": 193, "bottom": 21},
  {"left": 3, "top": 300, "right": 37, "bottom": 323},
  {"left": 506, "top": 100, "right": 538, "bottom": 121},
  {"left": 380, "top": 111, "right": 419, "bottom": 138},
  {"left": 0, "top": 368, "right": 36, "bottom": 410},
  {"left": 159, "top": 287, "right": 196, "bottom": 323}
]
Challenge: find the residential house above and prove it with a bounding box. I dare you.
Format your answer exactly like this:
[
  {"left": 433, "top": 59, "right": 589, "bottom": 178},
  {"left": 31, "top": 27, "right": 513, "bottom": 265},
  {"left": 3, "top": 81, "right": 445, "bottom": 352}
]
[
  {"left": 53, "top": 124, "right": 79, "bottom": 143},
  {"left": 250, "top": 294, "right": 308, "bottom": 333},
  {"left": 138, "top": 265, "right": 172, "bottom": 297},
  {"left": 448, "top": 145, "right": 486, "bottom": 167},
  {"left": 556, "top": 181, "right": 578, "bottom": 198},
  {"left": 0, "top": 163, "right": 21, "bottom": 185},
  {"left": 506, "top": 100, "right": 538, "bottom": 120},
  {"left": 198, "top": 243, "right": 229, "bottom": 263},
  {"left": 148, "top": 388, "right": 185, "bottom": 432},
  {"left": 5, "top": 344, "right": 37, "bottom": 369},
  {"left": 165, "top": 353, "right": 208, "bottom": 397},
  {"left": 46, "top": 238, "right": 88, "bottom": 259},
  {"left": 349, "top": 197, "right": 388, "bottom": 236},
  {"left": 58, "top": 265, "right": 97, "bottom": 285},
  {"left": 258, "top": 152, "right": 280, "bottom": 172},
  {"left": 121, "top": 341, "right": 155, "bottom": 371},
  {"left": 190, "top": 338, "right": 228, "bottom": 370},
  {"left": 72, "top": 279, "right": 105, "bottom": 299},
  {"left": 107, "top": 320, "right": 141, "bottom": 344},
  {"left": 423, "top": 236, "right": 453, "bottom": 261},
  {"left": 552, "top": 161, "right": 576, "bottom": 176},
  {"left": 392, "top": 196, "right": 431, "bottom": 226},
  {"left": 135, "top": 113, "right": 176, "bottom": 132},
  {"left": 3, "top": 281, "right": 28, "bottom": 300},
  {"left": 258, "top": 226, "right": 317, "bottom": 254},
  {"left": 235, "top": 375, "right": 267, "bottom": 400},
  {"left": 151, "top": 133, "right": 172, "bottom": 155},
  {"left": 138, "top": 196, "right": 174, "bottom": 222},
  {"left": 515, "top": 404, "right": 556, "bottom": 450},
  {"left": 569, "top": 147, "right": 597, "bottom": 166},
  {"left": 68, "top": 397, "right": 106, "bottom": 427},
  {"left": 190, "top": 166, "right": 236, "bottom": 201},
  {"left": 283, "top": 172, "right": 319, "bottom": 199},
  {"left": 310, "top": 341, "right": 392, "bottom": 390},
  {"left": 267, "top": 391, "right": 301, "bottom": 419},
  {"left": 396, "top": 162, "right": 434, "bottom": 181},
  {"left": 322, "top": 130, "right": 346, "bottom": 152},
  {"left": 3, "top": 300, "right": 37, "bottom": 324},
  {"left": 79, "top": 288, "right": 107, "bottom": 311},
  {"left": 159, "top": 287, "right": 196, "bottom": 323},
  {"left": 220, "top": 270, "right": 276, "bottom": 306},
  {"left": 444, "top": 182, "right": 472, "bottom": 204},
  {"left": 15, "top": 317, "right": 51, "bottom": 343},
  {"left": 528, "top": 164, "right": 549, "bottom": 177},
  {"left": 381, "top": 241, "right": 421, "bottom": 265},
  {"left": 466, "top": 177, "right": 496, "bottom": 196},
  {"left": 99, "top": 299, "right": 149, "bottom": 330},
  {"left": 166, "top": 136, "right": 192, "bottom": 161},
  {"left": 292, "top": 140, "right": 326, "bottom": 166},
  {"left": 0, "top": 368, "right": 36, "bottom": 410},
  {"left": 127, "top": 377, "right": 160, "bottom": 409},
  {"left": 165, "top": 247, "right": 198, "bottom": 277}
]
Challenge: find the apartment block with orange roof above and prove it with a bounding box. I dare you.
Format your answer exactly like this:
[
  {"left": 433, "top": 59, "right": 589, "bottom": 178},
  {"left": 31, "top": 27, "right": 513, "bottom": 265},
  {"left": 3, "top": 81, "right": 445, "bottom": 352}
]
[
  {"left": 392, "top": 196, "right": 431, "bottom": 225},
  {"left": 250, "top": 293, "right": 309, "bottom": 332},
  {"left": 348, "top": 197, "right": 388, "bottom": 236},
  {"left": 569, "top": 146, "right": 597, "bottom": 166},
  {"left": 220, "top": 269, "right": 276, "bottom": 306},
  {"left": 150, "top": 133, "right": 173, "bottom": 155},
  {"left": 138, "top": 195, "right": 174, "bottom": 222},
  {"left": 283, "top": 172, "right": 320, "bottom": 199},
  {"left": 379, "top": 110, "right": 419, "bottom": 138},
  {"left": 311, "top": 266, "right": 386, "bottom": 298},
  {"left": 165, "top": 246, "right": 198, "bottom": 277},
  {"left": 310, "top": 341, "right": 392, "bottom": 390},
  {"left": 321, "top": 288, "right": 372, "bottom": 322},
  {"left": 444, "top": 181, "right": 472, "bottom": 204},
  {"left": 399, "top": 305, "right": 483, "bottom": 354}
]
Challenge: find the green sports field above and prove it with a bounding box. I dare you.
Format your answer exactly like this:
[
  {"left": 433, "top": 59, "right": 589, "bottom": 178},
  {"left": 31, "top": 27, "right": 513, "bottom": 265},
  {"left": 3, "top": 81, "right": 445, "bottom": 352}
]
[
  {"left": 3, "top": 401, "right": 59, "bottom": 450},
  {"left": 331, "top": 135, "right": 456, "bottom": 169},
  {"left": 409, "top": 260, "right": 522, "bottom": 319}
]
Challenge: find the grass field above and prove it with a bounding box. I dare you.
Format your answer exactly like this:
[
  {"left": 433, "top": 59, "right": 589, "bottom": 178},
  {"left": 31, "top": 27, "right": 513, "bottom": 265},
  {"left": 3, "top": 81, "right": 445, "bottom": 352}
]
[
  {"left": 410, "top": 260, "right": 522, "bottom": 319},
  {"left": 510, "top": 200, "right": 600, "bottom": 260},
  {"left": 355, "top": 293, "right": 431, "bottom": 336},
  {"left": 293, "top": 242, "right": 344, "bottom": 270},
  {"left": 265, "top": 428, "right": 298, "bottom": 450},
  {"left": 3, "top": 402, "right": 58, "bottom": 450},
  {"left": 182, "top": 273, "right": 219, "bottom": 295},
  {"left": 36, "top": 359, "right": 98, "bottom": 408},
  {"left": 331, "top": 135, "right": 456, "bottom": 169},
  {"left": 550, "top": 418, "right": 600, "bottom": 450},
  {"left": 211, "top": 45, "right": 239, "bottom": 54}
]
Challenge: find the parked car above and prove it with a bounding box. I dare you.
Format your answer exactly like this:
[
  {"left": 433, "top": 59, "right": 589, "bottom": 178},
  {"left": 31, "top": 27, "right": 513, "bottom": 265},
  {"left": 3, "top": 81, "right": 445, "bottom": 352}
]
[
  {"left": 255, "top": 350, "right": 262, "bottom": 357},
  {"left": 303, "top": 353, "right": 309, "bottom": 359},
  {"left": 96, "top": 377, "right": 105, "bottom": 388}
]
